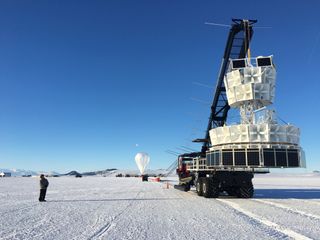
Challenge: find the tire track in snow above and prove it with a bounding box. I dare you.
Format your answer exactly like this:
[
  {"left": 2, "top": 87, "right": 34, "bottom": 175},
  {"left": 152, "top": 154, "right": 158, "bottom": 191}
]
[
  {"left": 1, "top": 203, "right": 38, "bottom": 215},
  {"left": 253, "top": 199, "right": 320, "bottom": 220},
  {"left": 29, "top": 212, "right": 60, "bottom": 239},
  {"left": 80, "top": 201, "right": 107, "bottom": 237},
  {"left": 88, "top": 222, "right": 113, "bottom": 240},
  {"left": 5, "top": 206, "right": 53, "bottom": 240},
  {"left": 299, "top": 199, "right": 320, "bottom": 206},
  {"left": 217, "top": 199, "right": 312, "bottom": 240},
  {"left": 176, "top": 190, "right": 285, "bottom": 239},
  {"left": 311, "top": 201, "right": 320, "bottom": 206},
  {"left": 91, "top": 204, "right": 103, "bottom": 230},
  {"left": 88, "top": 190, "right": 142, "bottom": 239}
]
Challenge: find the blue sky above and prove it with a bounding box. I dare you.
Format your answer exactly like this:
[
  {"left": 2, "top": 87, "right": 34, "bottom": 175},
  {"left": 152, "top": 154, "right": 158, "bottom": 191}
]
[{"left": 0, "top": 0, "right": 319, "bottom": 173}]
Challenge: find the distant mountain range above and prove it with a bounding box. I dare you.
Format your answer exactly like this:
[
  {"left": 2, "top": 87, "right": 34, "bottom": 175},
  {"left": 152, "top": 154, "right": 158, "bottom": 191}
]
[
  {"left": 60, "top": 169, "right": 119, "bottom": 176},
  {"left": 81, "top": 169, "right": 118, "bottom": 176},
  {"left": 0, "top": 168, "right": 121, "bottom": 177},
  {"left": 0, "top": 168, "right": 172, "bottom": 177},
  {"left": 0, "top": 168, "right": 60, "bottom": 177}
]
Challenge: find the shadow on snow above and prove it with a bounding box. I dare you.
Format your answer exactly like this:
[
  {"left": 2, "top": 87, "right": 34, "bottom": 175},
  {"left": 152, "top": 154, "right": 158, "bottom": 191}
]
[
  {"left": 48, "top": 197, "right": 182, "bottom": 203},
  {"left": 254, "top": 189, "right": 320, "bottom": 199}
]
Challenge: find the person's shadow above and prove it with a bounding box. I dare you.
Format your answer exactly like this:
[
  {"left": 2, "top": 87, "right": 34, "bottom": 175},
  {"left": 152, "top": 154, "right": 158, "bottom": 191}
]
[{"left": 47, "top": 197, "right": 182, "bottom": 203}]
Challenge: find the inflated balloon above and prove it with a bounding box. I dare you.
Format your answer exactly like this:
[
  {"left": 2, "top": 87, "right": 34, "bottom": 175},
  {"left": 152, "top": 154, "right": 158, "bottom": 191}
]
[{"left": 135, "top": 152, "right": 150, "bottom": 175}]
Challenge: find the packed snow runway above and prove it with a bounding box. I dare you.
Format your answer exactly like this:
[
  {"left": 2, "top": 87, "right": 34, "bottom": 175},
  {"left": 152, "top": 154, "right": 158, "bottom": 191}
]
[{"left": 1, "top": 174, "right": 320, "bottom": 240}]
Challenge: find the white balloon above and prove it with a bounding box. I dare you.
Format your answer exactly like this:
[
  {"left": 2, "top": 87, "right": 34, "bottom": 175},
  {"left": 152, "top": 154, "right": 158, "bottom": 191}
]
[{"left": 135, "top": 152, "right": 150, "bottom": 175}]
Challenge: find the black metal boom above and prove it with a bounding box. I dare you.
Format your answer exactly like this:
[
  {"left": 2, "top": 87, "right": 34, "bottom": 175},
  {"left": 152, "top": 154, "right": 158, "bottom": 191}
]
[{"left": 194, "top": 19, "right": 257, "bottom": 151}]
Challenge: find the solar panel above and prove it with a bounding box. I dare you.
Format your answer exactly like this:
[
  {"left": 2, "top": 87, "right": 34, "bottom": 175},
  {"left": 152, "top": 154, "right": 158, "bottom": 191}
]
[
  {"left": 276, "top": 149, "right": 287, "bottom": 167},
  {"left": 263, "top": 149, "right": 276, "bottom": 167},
  {"left": 288, "top": 149, "right": 299, "bottom": 167},
  {"left": 234, "top": 150, "right": 246, "bottom": 165},
  {"left": 232, "top": 59, "right": 246, "bottom": 69},
  {"left": 257, "top": 57, "right": 272, "bottom": 67},
  {"left": 222, "top": 150, "right": 233, "bottom": 165},
  {"left": 247, "top": 149, "right": 260, "bottom": 165}
]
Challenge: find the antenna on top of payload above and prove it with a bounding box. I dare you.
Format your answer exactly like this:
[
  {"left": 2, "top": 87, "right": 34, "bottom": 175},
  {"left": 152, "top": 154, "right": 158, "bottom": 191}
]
[
  {"left": 205, "top": 22, "right": 231, "bottom": 28},
  {"left": 205, "top": 19, "right": 271, "bottom": 29}
]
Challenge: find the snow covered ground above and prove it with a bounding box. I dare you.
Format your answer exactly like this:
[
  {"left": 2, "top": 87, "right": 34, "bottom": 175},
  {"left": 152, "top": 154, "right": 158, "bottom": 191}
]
[{"left": 0, "top": 174, "right": 320, "bottom": 240}]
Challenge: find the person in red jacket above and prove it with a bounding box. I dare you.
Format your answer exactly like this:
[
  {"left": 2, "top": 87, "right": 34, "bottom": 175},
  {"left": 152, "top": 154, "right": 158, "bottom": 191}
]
[{"left": 39, "top": 174, "right": 49, "bottom": 202}]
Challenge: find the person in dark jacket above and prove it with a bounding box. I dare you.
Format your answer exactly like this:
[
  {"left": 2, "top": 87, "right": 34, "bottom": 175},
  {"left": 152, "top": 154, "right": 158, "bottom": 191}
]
[{"left": 39, "top": 174, "right": 49, "bottom": 202}]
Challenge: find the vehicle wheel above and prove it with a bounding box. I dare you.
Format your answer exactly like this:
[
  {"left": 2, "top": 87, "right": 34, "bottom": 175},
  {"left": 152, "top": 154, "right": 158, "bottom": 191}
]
[
  {"left": 202, "top": 178, "right": 219, "bottom": 198},
  {"left": 237, "top": 183, "right": 254, "bottom": 198},
  {"left": 226, "top": 187, "right": 237, "bottom": 197},
  {"left": 183, "top": 183, "right": 191, "bottom": 192},
  {"left": 196, "top": 178, "right": 203, "bottom": 196}
]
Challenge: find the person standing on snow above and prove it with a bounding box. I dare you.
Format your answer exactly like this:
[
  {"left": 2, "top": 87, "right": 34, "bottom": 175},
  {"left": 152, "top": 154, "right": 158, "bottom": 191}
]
[{"left": 39, "top": 174, "right": 49, "bottom": 202}]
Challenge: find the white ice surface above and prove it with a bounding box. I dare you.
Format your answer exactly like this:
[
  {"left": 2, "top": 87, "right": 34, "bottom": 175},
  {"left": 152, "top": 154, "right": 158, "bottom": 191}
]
[{"left": 0, "top": 174, "right": 320, "bottom": 240}]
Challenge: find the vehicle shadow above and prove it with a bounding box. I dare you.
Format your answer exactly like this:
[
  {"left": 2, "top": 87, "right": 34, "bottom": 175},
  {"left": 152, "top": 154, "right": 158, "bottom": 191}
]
[
  {"left": 48, "top": 197, "right": 182, "bottom": 203},
  {"left": 254, "top": 188, "right": 320, "bottom": 199}
]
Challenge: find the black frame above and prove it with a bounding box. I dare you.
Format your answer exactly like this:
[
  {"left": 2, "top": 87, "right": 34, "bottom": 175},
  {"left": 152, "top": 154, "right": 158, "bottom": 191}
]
[{"left": 193, "top": 19, "right": 257, "bottom": 152}]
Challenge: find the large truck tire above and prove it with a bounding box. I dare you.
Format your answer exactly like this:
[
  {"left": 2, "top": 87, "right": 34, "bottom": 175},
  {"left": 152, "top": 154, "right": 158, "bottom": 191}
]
[
  {"left": 226, "top": 187, "right": 238, "bottom": 197},
  {"left": 196, "top": 178, "right": 203, "bottom": 196},
  {"left": 202, "top": 178, "right": 219, "bottom": 198},
  {"left": 237, "top": 183, "right": 254, "bottom": 198},
  {"left": 183, "top": 183, "right": 191, "bottom": 192}
]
